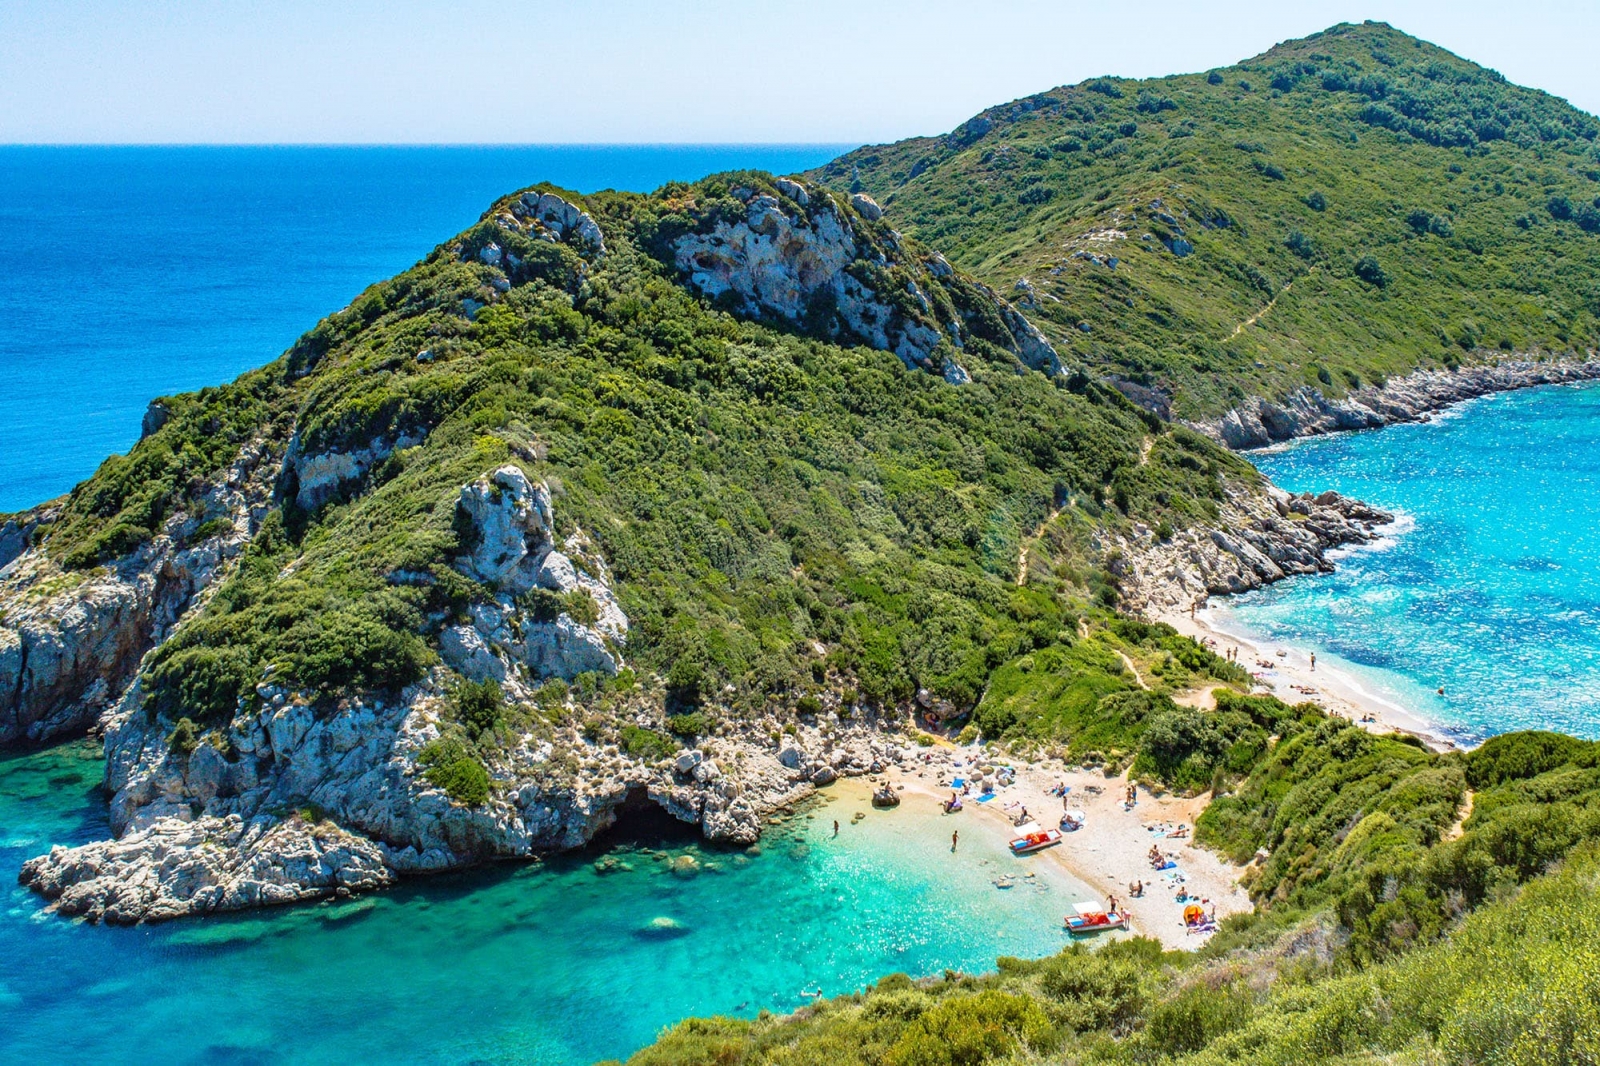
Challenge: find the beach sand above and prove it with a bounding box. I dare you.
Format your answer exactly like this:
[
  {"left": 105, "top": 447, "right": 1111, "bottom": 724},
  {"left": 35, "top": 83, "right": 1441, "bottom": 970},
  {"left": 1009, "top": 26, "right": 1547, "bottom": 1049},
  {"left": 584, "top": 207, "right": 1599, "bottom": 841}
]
[
  {"left": 1157, "top": 607, "right": 1453, "bottom": 751},
  {"left": 824, "top": 749, "right": 1249, "bottom": 950}
]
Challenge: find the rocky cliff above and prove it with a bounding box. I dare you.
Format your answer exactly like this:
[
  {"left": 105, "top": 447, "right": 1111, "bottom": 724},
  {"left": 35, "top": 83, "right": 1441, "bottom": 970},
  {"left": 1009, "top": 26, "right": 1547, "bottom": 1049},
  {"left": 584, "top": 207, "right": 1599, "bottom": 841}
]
[
  {"left": 1118, "top": 484, "right": 1393, "bottom": 615},
  {"left": 1196, "top": 356, "right": 1600, "bottom": 449}
]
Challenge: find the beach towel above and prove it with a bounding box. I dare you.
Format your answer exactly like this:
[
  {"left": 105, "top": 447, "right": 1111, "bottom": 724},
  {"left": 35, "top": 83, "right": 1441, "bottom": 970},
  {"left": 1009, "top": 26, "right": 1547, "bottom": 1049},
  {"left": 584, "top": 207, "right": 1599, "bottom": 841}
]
[
  {"left": 951, "top": 777, "right": 965, "bottom": 788},
  {"left": 976, "top": 792, "right": 996, "bottom": 803}
]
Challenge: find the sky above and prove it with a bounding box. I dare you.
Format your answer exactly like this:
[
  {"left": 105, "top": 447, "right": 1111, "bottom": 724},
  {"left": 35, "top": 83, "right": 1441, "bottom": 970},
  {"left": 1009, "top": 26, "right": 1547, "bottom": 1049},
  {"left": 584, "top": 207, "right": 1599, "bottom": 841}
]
[{"left": 3, "top": 0, "right": 1598, "bottom": 145}]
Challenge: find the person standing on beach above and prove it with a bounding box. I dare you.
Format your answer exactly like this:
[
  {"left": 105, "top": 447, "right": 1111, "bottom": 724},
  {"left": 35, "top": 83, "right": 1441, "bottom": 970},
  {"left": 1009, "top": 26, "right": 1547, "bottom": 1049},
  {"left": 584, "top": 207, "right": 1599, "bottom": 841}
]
[
  {"left": 1310, "top": 652, "right": 1316, "bottom": 671},
  {"left": 833, "top": 820, "right": 839, "bottom": 837},
  {"left": 951, "top": 830, "right": 959, "bottom": 852}
]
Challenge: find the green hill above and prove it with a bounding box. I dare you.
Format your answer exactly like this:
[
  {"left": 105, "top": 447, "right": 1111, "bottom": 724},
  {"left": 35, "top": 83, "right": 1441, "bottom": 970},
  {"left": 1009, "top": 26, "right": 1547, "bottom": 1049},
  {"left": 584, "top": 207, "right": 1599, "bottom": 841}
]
[{"left": 818, "top": 21, "right": 1600, "bottom": 418}]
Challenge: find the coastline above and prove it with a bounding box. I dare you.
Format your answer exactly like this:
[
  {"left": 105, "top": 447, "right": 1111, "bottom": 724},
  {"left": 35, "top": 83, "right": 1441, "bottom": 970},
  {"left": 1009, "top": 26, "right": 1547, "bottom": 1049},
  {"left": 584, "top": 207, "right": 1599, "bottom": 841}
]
[
  {"left": 1156, "top": 606, "right": 1453, "bottom": 751},
  {"left": 1194, "top": 354, "right": 1600, "bottom": 450},
  {"left": 826, "top": 752, "right": 1250, "bottom": 951}
]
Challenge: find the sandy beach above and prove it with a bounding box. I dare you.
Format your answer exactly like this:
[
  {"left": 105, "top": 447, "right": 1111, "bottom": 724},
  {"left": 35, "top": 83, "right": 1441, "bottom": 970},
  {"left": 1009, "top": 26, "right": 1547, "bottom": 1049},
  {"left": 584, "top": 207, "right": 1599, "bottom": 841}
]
[
  {"left": 1157, "top": 606, "right": 1453, "bottom": 751},
  {"left": 826, "top": 747, "right": 1250, "bottom": 951}
]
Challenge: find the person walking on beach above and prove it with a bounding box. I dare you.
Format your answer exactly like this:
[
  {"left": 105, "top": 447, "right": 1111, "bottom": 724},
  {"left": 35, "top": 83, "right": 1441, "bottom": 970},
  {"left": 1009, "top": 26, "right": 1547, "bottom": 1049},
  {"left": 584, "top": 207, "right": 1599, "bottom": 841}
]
[
  {"left": 833, "top": 820, "right": 839, "bottom": 838},
  {"left": 1310, "top": 652, "right": 1316, "bottom": 671},
  {"left": 951, "top": 830, "right": 959, "bottom": 853}
]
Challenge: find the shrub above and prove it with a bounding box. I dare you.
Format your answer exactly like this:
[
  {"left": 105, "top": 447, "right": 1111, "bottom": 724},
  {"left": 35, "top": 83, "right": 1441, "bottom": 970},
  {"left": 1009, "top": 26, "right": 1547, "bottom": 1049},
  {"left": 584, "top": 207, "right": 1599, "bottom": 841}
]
[
  {"left": 452, "top": 677, "right": 504, "bottom": 736},
  {"left": 1355, "top": 255, "right": 1390, "bottom": 288},
  {"left": 885, "top": 990, "right": 1051, "bottom": 1066},
  {"left": 417, "top": 738, "right": 491, "bottom": 805},
  {"left": 620, "top": 725, "right": 677, "bottom": 761},
  {"left": 665, "top": 712, "right": 708, "bottom": 737},
  {"left": 166, "top": 717, "right": 200, "bottom": 757},
  {"left": 1306, "top": 190, "right": 1328, "bottom": 211}
]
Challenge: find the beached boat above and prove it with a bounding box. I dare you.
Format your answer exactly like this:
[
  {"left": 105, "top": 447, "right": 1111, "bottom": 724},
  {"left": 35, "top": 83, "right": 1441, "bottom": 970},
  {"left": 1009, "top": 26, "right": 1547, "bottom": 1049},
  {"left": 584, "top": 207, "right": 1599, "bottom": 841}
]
[
  {"left": 1007, "top": 822, "right": 1061, "bottom": 854},
  {"left": 1065, "top": 901, "right": 1128, "bottom": 935}
]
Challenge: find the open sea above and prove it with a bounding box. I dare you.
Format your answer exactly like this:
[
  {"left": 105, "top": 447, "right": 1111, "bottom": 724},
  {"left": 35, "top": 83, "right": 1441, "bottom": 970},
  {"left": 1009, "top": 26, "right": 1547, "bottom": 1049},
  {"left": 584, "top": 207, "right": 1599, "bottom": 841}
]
[
  {"left": 1220, "top": 382, "right": 1600, "bottom": 745},
  {"left": 0, "top": 145, "right": 1097, "bottom": 1066}
]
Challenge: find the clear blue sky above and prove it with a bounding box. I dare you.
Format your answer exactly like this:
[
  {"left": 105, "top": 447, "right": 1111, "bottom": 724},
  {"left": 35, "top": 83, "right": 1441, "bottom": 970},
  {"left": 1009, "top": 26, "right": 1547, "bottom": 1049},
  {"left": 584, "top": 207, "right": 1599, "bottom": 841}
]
[{"left": 3, "top": 0, "right": 1596, "bottom": 144}]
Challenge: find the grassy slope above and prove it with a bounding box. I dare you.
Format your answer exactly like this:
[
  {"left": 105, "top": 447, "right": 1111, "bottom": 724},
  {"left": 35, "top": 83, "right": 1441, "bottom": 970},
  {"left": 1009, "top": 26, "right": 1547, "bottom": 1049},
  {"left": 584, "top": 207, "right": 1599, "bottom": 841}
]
[
  {"left": 819, "top": 21, "right": 1600, "bottom": 418},
  {"left": 618, "top": 725, "right": 1600, "bottom": 1066}
]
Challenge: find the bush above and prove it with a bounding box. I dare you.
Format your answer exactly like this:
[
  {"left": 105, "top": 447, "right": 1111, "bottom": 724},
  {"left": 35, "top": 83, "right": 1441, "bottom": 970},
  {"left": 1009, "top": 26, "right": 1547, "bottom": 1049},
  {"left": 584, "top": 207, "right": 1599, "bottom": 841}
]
[
  {"left": 885, "top": 990, "right": 1051, "bottom": 1066},
  {"left": 417, "top": 738, "right": 491, "bottom": 805},
  {"left": 665, "top": 712, "right": 708, "bottom": 737},
  {"left": 620, "top": 725, "right": 677, "bottom": 761},
  {"left": 1355, "top": 255, "right": 1390, "bottom": 288},
  {"left": 166, "top": 717, "right": 201, "bottom": 756},
  {"left": 452, "top": 678, "right": 504, "bottom": 736}
]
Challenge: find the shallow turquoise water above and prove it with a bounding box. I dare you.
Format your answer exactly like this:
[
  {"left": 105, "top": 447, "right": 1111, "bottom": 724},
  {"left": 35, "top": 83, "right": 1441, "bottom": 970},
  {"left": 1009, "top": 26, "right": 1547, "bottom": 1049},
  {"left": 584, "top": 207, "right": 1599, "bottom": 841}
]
[
  {"left": 0, "top": 743, "right": 1087, "bottom": 1065},
  {"left": 1222, "top": 381, "right": 1600, "bottom": 744}
]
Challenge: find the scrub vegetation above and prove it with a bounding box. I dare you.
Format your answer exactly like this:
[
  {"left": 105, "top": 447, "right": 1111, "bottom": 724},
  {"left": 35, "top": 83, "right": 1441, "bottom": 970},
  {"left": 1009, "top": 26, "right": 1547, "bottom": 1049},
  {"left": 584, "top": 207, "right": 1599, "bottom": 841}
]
[{"left": 822, "top": 20, "right": 1600, "bottom": 419}]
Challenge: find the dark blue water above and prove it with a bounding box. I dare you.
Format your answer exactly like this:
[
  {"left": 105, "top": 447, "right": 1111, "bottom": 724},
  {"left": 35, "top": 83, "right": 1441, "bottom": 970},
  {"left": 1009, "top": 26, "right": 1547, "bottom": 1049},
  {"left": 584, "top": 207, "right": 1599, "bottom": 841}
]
[
  {"left": 1224, "top": 383, "right": 1600, "bottom": 744},
  {"left": 0, "top": 145, "right": 849, "bottom": 512}
]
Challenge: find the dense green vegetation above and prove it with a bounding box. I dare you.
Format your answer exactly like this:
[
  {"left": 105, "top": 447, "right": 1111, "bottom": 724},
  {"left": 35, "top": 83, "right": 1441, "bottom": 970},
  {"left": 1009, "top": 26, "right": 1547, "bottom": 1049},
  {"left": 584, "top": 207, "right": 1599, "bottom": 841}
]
[
  {"left": 25, "top": 171, "right": 1245, "bottom": 750},
  {"left": 821, "top": 21, "right": 1600, "bottom": 418},
  {"left": 617, "top": 714, "right": 1600, "bottom": 1066}
]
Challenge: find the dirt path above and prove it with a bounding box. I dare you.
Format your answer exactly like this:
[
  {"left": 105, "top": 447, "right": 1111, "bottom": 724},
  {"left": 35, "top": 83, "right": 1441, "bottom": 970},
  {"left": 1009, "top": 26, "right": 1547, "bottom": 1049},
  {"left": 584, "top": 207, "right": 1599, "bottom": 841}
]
[
  {"left": 1113, "top": 649, "right": 1151, "bottom": 690},
  {"left": 1016, "top": 508, "right": 1062, "bottom": 586},
  {"left": 1444, "top": 790, "right": 1475, "bottom": 841},
  {"left": 1226, "top": 268, "right": 1315, "bottom": 341}
]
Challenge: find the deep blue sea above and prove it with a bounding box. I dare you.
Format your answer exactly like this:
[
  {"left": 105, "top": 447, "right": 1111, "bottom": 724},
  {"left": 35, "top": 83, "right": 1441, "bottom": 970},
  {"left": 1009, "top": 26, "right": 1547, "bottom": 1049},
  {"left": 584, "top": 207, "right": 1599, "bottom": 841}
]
[
  {"left": 0, "top": 145, "right": 849, "bottom": 513},
  {"left": 1222, "top": 382, "right": 1600, "bottom": 745},
  {"left": 0, "top": 145, "right": 1102, "bottom": 1066}
]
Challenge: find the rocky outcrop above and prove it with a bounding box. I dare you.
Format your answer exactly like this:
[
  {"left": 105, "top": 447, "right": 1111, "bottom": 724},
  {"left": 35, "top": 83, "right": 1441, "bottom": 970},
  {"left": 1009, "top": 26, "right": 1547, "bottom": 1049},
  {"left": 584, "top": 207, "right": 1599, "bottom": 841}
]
[
  {"left": 1197, "top": 356, "right": 1600, "bottom": 449},
  {"left": 21, "top": 655, "right": 904, "bottom": 922},
  {"left": 1119, "top": 485, "right": 1394, "bottom": 614},
  {"left": 669, "top": 177, "right": 1062, "bottom": 381},
  {"left": 0, "top": 440, "right": 275, "bottom": 746},
  {"left": 281, "top": 430, "right": 423, "bottom": 511},
  {"left": 18, "top": 813, "right": 395, "bottom": 923},
  {"left": 443, "top": 465, "right": 628, "bottom": 689}
]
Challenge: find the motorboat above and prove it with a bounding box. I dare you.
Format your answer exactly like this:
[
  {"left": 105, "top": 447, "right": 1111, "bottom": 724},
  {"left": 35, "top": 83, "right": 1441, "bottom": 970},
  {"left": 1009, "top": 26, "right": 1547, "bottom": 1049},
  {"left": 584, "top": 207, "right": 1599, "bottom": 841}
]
[
  {"left": 1065, "top": 901, "right": 1128, "bottom": 935},
  {"left": 1007, "top": 822, "right": 1061, "bottom": 854}
]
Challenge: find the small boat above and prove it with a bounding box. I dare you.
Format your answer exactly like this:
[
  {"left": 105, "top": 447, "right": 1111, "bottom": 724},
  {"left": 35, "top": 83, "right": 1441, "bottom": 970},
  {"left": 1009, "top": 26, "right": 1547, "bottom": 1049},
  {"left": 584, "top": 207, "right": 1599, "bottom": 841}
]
[
  {"left": 1066, "top": 901, "right": 1128, "bottom": 935},
  {"left": 1007, "top": 822, "right": 1062, "bottom": 854},
  {"left": 1060, "top": 809, "right": 1086, "bottom": 831}
]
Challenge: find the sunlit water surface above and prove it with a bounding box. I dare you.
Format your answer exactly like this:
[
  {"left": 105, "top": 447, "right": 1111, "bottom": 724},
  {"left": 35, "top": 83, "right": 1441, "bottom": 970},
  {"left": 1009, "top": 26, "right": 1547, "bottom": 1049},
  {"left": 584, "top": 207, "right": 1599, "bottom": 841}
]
[{"left": 1220, "top": 381, "right": 1600, "bottom": 744}]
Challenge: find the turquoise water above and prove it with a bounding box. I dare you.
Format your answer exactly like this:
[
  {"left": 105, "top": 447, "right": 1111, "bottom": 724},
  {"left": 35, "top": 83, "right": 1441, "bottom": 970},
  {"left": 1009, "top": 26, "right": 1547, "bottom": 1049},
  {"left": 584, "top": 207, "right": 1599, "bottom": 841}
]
[
  {"left": 1222, "top": 381, "right": 1600, "bottom": 744},
  {"left": 0, "top": 744, "right": 1087, "bottom": 1065},
  {"left": 0, "top": 145, "right": 849, "bottom": 513}
]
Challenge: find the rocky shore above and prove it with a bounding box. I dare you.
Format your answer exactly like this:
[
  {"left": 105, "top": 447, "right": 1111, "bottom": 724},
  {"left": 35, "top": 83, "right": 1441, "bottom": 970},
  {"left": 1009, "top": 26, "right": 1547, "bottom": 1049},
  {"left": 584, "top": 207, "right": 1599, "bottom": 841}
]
[
  {"left": 1195, "top": 355, "right": 1600, "bottom": 449},
  {"left": 1117, "top": 484, "right": 1394, "bottom": 615}
]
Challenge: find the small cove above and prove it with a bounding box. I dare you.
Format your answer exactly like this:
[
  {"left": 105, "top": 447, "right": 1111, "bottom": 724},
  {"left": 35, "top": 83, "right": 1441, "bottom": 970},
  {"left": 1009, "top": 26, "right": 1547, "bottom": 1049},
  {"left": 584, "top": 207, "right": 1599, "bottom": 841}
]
[
  {"left": 0, "top": 743, "right": 1093, "bottom": 1066},
  {"left": 1221, "top": 380, "right": 1600, "bottom": 745}
]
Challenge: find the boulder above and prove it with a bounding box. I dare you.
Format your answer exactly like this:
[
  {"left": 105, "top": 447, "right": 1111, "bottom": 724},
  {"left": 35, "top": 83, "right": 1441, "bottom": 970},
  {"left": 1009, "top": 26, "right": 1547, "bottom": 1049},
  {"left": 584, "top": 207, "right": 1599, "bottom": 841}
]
[{"left": 849, "top": 193, "right": 884, "bottom": 221}]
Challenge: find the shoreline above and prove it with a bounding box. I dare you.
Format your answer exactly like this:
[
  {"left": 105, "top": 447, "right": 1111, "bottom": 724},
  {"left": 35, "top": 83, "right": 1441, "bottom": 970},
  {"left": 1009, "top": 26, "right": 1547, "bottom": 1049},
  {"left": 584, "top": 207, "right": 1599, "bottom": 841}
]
[
  {"left": 827, "top": 751, "right": 1250, "bottom": 951},
  {"left": 1193, "top": 354, "right": 1600, "bottom": 451},
  {"left": 1155, "top": 595, "right": 1455, "bottom": 751}
]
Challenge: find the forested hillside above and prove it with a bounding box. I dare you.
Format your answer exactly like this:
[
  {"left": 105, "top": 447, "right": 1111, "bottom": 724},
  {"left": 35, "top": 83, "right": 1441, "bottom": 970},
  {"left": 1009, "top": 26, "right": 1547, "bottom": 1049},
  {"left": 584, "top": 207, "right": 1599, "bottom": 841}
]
[{"left": 820, "top": 21, "right": 1600, "bottom": 418}]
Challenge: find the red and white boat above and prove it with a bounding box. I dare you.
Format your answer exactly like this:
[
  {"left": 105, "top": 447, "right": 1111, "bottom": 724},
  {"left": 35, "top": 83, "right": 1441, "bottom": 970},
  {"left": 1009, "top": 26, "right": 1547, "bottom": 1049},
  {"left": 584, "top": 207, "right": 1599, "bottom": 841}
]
[
  {"left": 1065, "top": 901, "right": 1129, "bottom": 935},
  {"left": 1007, "top": 822, "right": 1062, "bottom": 854}
]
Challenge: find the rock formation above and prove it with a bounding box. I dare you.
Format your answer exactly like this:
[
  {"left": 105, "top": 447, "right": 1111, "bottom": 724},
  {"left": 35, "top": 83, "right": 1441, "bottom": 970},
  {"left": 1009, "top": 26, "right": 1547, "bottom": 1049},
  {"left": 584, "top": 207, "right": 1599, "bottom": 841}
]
[
  {"left": 1119, "top": 484, "right": 1394, "bottom": 614},
  {"left": 669, "top": 177, "right": 1062, "bottom": 380},
  {"left": 1196, "top": 356, "right": 1600, "bottom": 449}
]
